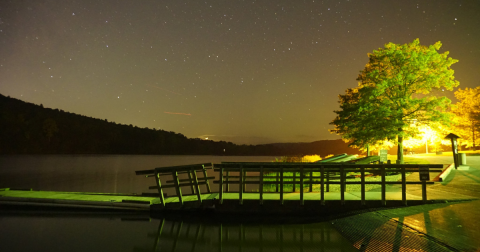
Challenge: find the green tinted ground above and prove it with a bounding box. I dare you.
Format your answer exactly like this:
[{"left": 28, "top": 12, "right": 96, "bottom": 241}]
[{"left": 334, "top": 156, "right": 480, "bottom": 251}]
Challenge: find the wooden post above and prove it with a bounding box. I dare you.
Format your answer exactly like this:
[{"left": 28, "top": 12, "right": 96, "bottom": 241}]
[
  {"left": 260, "top": 165, "right": 264, "bottom": 205},
  {"left": 361, "top": 167, "right": 365, "bottom": 205},
  {"left": 320, "top": 165, "right": 325, "bottom": 205},
  {"left": 188, "top": 171, "right": 196, "bottom": 194},
  {"left": 293, "top": 170, "right": 296, "bottom": 192},
  {"left": 191, "top": 169, "right": 202, "bottom": 203},
  {"left": 381, "top": 165, "right": 386, "bottom": 206},
  {"left": 422, "top": 166, "right": 428, "bottom": 203},
  {"left": 226, "top": 171, "right": 230, "bottom": 192},
  {"left": 202, "top": 165, "right": 212, "bottom": 193},
  {"left": 219, "top": 167, "right": 223, "bottom": 204},
  {"left": 276, "top": 171, "right": 279, "bottom": 192},
  {"left": 300, "top": 166, "right": 304, "bottom": 206},
  {"left": 239, "top": 166, "right": 244, "bottom": 205},
  {"left": 280, "top": 166, "right": 284, "bottom": 205},
  {"left": 422, "top": 181, "right": 427, "bottom": 203},
  {"left": 243, "top": 170, "right": 247, "bottom": 193},
  {"left": 402, "top": 166, "right": 407, "bottom": 206},
  {"left": 340, "top": 165, "right": 345, "bottom": 205},
  {"left": 172, "top": 171, "right": 183, "bottom": 205},
  {"left": 154, "top": 171, "right": 165, "bottom": 206},
  {"left": 309, "top": 170, "right": 313, "bottom": 192},
  {"left": 326, "top": 170, "right": 330, "bottom": 192}
]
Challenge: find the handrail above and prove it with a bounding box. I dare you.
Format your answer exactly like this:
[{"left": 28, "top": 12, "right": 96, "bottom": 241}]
[
  {"left": 136, "top": 162, "right": 445, "bottom": 208},
  {"left": 213, "top": 163, "right": 443, "bottom": 206}
]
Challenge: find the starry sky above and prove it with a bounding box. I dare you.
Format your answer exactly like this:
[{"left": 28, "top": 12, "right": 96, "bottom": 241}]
[{"left": 0, "top": 0, "right": 479, "bottom": 145}]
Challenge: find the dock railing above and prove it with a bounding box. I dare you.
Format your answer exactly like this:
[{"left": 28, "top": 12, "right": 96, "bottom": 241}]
[
  {"left": 136, "top": 162, "right": 444, "bottom": 207},
  {"left": 136, "top": 163, "right": 214, "bottom": 206},
  {"left": 214, "top": 163, "right": 443, "bottom": 206}
]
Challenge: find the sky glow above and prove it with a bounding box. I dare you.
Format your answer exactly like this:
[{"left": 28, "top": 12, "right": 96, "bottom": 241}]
[{"left": 0, "top": 0, "right": 479, "bottom": 144}]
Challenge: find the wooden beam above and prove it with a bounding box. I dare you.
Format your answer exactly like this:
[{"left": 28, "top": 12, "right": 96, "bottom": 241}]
[
  {"left": 293, "top": 171, "right": 296, "bottom": 193},
  {"left": 276, "top": 171, "right": 279, "bottom": 193},
  {"left": 202, "top": 165, "right": 212, "bottom": 193},
  {"left": 381, "top": 164, "right": 386, "bottom": 206},
  {"left": 219, "top": 167, "right": 223, "bottom": 204},
  {"left": 239, "top": 166, "right": 244, "bottom": 205},
  {"left": 191, "top": 168, "right": 202, "bottom": 203},
  {"left": 340, "top": 165, "right": 345, "bottom": 205},
  {"left": 166, "top": 176, "right": 215, "bottom": 183},
  {"left": 260, "top": 165, "right": 264, "bottom": 205},
  {"left": 422, "top": 165, "right": 428, "bottom": 203},
  {"left": 172, "top": 171, "right": 183, "bottom": 205},
  {"left": 226, "top": 171, "right": 230, "bottom": 192},
  {"left": 154, "top": 171, "right": 165, "bottom": 207},
  {"left": 320, "top": 165, "right": 325, "bottom": 205},
  {"left": 243, "top": 170, "right": 247, "bottom": 193},
  {"left": 187, "top": 171, "right": 196, "bottom": 194},
  {"left": 300, "top": 166, "right": 304, "bottom": 206},
  {"left": 402, "top": 166, "right": 407, "bottom": 206},
  {"left": 309, "top": 171, "right": 313, "bottom": 192},
  {"left": 361, "top": 167, "right": 365, "bottom": 205},
  {"left": 280, "top": 167, "right": 284, "bottom": 205}
]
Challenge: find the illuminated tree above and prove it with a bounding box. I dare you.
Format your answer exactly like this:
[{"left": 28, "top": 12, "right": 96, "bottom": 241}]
[
  {"left": 329, "top": 87, "right": 396, "bottom": 153},
  {"left": 403, "top": 124, "right": 451, "bottom": 153},
  {"left": 452, "top": 87, "right": 480, "bottom": 150},
  {"left": 330, "top": 39, "right": 459, "bottom": 163}
]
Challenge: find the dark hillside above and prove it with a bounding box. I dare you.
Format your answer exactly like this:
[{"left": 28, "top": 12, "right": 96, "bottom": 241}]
[
  {"left": 0, "top": 94, "right": 360, "bottom": 156},
  {"left": 0, "top": 94, "right": 249, "bottom": 154}
]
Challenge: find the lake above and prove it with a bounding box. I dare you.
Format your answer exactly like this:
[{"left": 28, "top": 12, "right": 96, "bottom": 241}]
[
  {"left": 0, "top": 155, "right": 358, "bottom": 251},
  {"left": 0, "top": 155, "right": 280, "bottom": 194}
]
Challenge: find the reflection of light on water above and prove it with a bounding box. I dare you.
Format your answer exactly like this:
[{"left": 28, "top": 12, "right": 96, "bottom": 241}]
[
  {"left": 0, "top": 212, "right": 356, "bottom": 251},
  {"left": 403, "top": 213, "right": 427, "bottom": 233},
  {"left": 143, "top": 219, "right": 357, "bottom": 252}
]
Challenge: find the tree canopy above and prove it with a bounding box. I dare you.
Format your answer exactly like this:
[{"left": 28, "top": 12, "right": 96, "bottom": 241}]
[
  {"left": 452, "top": 87, "right": 480, "bottom": 150},
  {"left": 330, "top": 39, "right": 459, "bottom": 163}
]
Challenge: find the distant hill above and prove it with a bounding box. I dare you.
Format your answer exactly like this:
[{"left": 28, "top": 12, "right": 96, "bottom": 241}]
[{"left": 0, "top": 94, "right": 362, "bottom": 156}]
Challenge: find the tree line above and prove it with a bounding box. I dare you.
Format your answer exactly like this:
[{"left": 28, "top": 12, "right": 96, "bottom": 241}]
[{"left": 0, "top": 94, "right": 359, "bottom": 156}]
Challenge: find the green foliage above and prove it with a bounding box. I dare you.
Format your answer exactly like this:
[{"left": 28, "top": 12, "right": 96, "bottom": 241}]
[
  {"left": 452, "top": 87, "right": 480, "bottom": 150},
  {"left": 330, "top": 39, "right": 459, "bottom": 162}
]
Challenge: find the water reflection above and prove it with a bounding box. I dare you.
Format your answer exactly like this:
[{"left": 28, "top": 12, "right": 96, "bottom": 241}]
[
  {"left": 135, "top": 218, "right": 357, "bottom": 252},
  {"left": 0, "top": 211, "right": 357, "bottom": 252}
]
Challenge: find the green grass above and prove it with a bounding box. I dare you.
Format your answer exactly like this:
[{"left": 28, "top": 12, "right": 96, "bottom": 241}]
[{"left": 387, "top": 155, "right": 430, "bottom": 164}]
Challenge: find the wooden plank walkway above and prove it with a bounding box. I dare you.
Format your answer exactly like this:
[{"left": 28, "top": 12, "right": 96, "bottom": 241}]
[
  {"left": 2, "top": 162, "right": 471, "bottom": 214},
  {"left": 0, "top": 188, "right": 158, "bottom": 210},
  {"left": 135, "top": 162, "right": 450, "bottom": 209}
]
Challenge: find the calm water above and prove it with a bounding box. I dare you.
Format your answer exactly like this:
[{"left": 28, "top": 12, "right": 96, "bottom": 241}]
[
  {"left": 0, "top": 155, "right": 278, "bottom": 194},
  {"left": 0, "top": 213, "right": 357, "bottom": 252},
  {"left": 0, "top": 155, "right": 358, "bottom": 251}
]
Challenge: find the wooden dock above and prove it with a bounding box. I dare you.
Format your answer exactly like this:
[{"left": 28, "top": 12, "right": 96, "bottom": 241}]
[
  {"left": 1, "top": 161, "right": 465, "bottom": 215},
  {"left": 134, "top": 162, "right": 450, "bottom": 213}
]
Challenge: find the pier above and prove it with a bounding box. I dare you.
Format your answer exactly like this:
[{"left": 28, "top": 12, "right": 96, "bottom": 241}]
[
  {"left": 0, "top": 160, "right": 463, "bottom": 215},
  {"left": 133, "top": 161, "right": 452, "bottom": 214}
]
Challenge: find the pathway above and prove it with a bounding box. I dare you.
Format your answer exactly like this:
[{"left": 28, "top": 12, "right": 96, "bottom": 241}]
[{"left": 335, "top": 155, "right": 480, "bottom": 251}]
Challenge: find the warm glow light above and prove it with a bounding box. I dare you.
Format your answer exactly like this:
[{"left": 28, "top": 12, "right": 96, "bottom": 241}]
[{"left": 403, "top": 125, "right": 450, "bottom": 153}]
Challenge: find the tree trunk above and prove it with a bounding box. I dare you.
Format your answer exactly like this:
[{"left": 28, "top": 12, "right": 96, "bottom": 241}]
[
  {"left": 397, "top": 132, "right": 404, "bottom": 164},
  {"left": 366, "top": 144, "right": 370, "bottom": 156}
]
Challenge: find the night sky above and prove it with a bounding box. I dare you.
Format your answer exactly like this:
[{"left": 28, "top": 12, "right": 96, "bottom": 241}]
[{"left": 1, "top": 1, "right": 479, "bottom": 145}]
